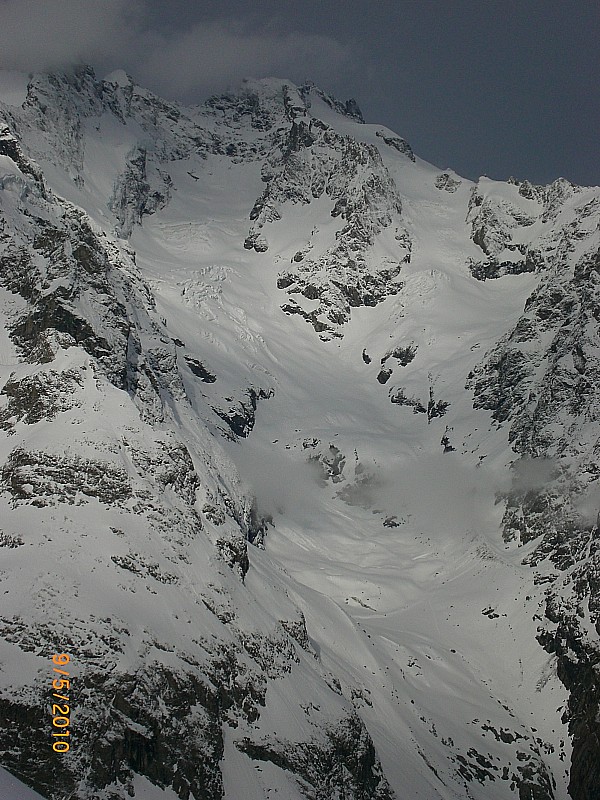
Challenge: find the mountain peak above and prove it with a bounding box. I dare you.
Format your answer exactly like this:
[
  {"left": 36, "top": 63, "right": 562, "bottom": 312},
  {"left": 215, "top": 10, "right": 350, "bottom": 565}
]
[
  {"left": 224, "top": 77, "right": 364, "bottom": 124},
  {"left": 299, "top": 80, "right": 364, "bottom": 123}
]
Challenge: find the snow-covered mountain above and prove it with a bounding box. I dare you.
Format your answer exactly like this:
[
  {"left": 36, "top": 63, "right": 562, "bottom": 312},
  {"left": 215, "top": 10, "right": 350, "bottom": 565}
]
[{"left": 0, "top": 65, "right": 599, "bottom": 800}]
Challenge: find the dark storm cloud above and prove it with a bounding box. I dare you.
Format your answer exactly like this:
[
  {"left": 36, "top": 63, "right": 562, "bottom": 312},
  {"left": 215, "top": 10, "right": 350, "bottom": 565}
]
[
  {"left": 347, "top": 1, "right": 600, "bottom": 185},
  {"left": 0, "top": 0, "right": 141, "bottom": 71},
  {"left": 0, "top": 0, "right": 352, "bottom": 100},
  {"left": 0, "top": 0, "right": 598, "bottom": 186},
  {"left": 136, "top": 21, "right": 352, "bottom": 100}
]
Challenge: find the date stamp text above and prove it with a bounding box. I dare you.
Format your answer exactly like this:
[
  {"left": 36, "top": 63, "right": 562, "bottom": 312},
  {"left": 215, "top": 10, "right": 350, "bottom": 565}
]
[{"left": 50, "top": 654, "right": 71, "bottom": 753}]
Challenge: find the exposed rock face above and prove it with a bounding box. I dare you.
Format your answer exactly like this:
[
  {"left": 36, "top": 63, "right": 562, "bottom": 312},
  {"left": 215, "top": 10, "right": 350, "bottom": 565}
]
[
  {"left": 269, "top": 124, "right": 409, "bottom": 338},
  {"left": 213, "top": 387, "right": 274, "bottom": 439},
  {"left": 466, "top": 177, "right": 590, "bottom": 282},
  {"left": 303, "top": 437, "right": 346, "bottom": 483},
  {"left": 0, "top": 124, "right": 45, "bottom": 186},
  {"left": 376, "top": 129, "right": 415, "bottom": 162},
  {"left": 435, "top": 172, "right": 461, "bottom": 192},
  {"left": 299, "top": 81, "right": 366, "bottom": 123},
  {"left": 238, "top": 714, "right": 394, "bottom": 800},
  {"left": 213, "top": 81, "right": 413, "bottom": 339},
  {"left": 109, "top": 146, "right": 173, "bottom": 238}
]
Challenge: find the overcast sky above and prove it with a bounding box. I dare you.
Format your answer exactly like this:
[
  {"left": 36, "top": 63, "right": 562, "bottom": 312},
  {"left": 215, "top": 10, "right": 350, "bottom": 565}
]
[{"left": 0, "top": 0, "right": 597, "bottom": 186}]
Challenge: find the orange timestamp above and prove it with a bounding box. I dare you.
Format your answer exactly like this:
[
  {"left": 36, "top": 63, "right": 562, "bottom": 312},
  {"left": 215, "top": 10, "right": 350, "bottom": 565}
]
[{"left": 50, "top": 654, "right": 71, "bottom": 753}]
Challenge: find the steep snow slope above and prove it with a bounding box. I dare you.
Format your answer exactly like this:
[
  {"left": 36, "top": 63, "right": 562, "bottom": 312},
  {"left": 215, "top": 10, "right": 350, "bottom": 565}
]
[{"left": 0, "top": 67, "right": 598, "bottom": 800}]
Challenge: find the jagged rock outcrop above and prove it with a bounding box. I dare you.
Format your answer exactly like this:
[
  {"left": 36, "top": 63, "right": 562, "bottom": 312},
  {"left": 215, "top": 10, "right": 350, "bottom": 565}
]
[
  {"left": 218, "top": 81, "right": 413, "bottom": 338},
  {"left": 269, "top": 123, "right": 410, "bottom": 337},
  {"left": 238, "top": 714, "right": 394, "bottom": 800},
  {"left": 109, "top": 146, "right": 173, "bottom": 238}
]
